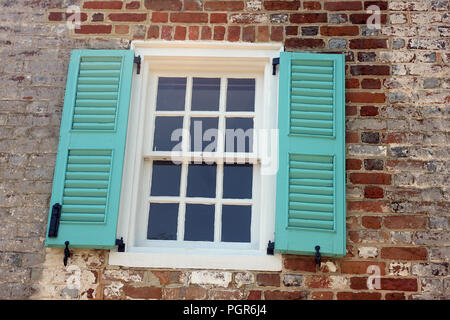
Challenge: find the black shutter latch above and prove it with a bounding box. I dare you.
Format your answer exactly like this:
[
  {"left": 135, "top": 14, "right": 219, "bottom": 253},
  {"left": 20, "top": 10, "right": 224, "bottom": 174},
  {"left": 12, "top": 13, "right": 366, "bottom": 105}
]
[
  {"left": 134, "top": 55, "right": 141, "bottom": 75},
  {"left": 267, "top": 240, "right": 275, "bottom": 255},
  {"left": 116, "top": 237, "right": 125, "bottom": 252},
  {"left": 315, "top": 245, "right": 321, "bottom": 267},
  {"left": 272, "top": 57, "right": 280, "bottom": 75},
  {"left": 48, "top": 203, "right": 62, "bottom": 237},
  {"left": 63, "top": 241, "right": 71, "bottom": 266}
]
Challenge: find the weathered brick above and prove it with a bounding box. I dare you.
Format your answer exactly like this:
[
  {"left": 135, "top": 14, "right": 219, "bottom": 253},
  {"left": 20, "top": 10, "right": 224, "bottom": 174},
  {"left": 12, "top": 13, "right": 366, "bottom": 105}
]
[{"left": 381, "top": 247, "right": 428, "bottom": 261}]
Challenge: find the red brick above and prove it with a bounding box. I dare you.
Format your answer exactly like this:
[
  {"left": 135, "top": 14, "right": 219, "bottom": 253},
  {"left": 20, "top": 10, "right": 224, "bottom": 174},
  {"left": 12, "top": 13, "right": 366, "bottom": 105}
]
[
  {"left": 360, "top": 105, "right": 379, "bottom": 116},
  {"left": 304, "top": 275, "right": 331, "bottom": 289},
  {"left": 361, "top": 79, "right": 381, "bottom": 89},
  {"left": 270, "top": 26, "right": 283, "bottom": 41},
  {"left": 264, "top": 1, "right": 301, "bottom": 10},
  {"left": 324, "top": 1, "right": 362, "bottom": 11},
  {"left": 151, "top": 12, "right": 168, "bottom": 23},
  {"left": 303, "top": 1, "right": 321, "bottom": 10},
  {"left": 264, "top": 290, "right": 306, "bottom": 300},
  {"left": 201, "top": 26, "right": 212, "bottom": 40},
  {"left": 290, "top": 13, "right": 327, "bottom": 23},
  {"left": 346, "top": 159, "right": 362, "bottom": 170},
  {"left": 109, "top": 13, "right": 147, "bottom": 22},
  {"left": 213, "top": 26, "right": 226, "bottom": 40},
  {"left": 384, "top": 216, "right": 427, "bottom": 229},
  {"left": 285, "top": 26, "right": 298, "bottom": 36},
  {"left": 210, "top": 289, "right": 242, "bottom": 299},
  {"left": 311, "top": 291, "right": 333, "bottom": 300},
  {"left": 283, "top": 256, "right": 316, "bottom": 272},
  {"left": 188, "top": 26, "right": 200, "bottom": 40},
  {"left": 385, "top": 293, "right": 406, "bottom": 300},
  {"left": 83, "top": 1, "right": 123, "bottom": 9},
  {"left": 256, "top": 273, "right": 280, "bottom": 287},
  {"left": 385, "top": 159, "right": 423, "bottom": 171},
  {"left": 174, "top": 26, "right": 187, "bottom": 40},
  {"left": 350, "top": 39, "right": 388, "bottom": 49},
  {"left": 247, "top": 290, "right": 262, "bottom": 300},
  {"left": 382, "top": 133, "right": 407, "bottom": 144},
  {"left": 242, "top": 26, "right": 255, "bottom": 42},
  {"left": 346, "top": 131, "right": 359, "bottom": 143},
  {"left": 381, "top": 247, "right": 427, "bottom": 261},
  {"left": 257, "top": 26, "right": 268, "bottom": 42},
  {"left": 285, "top": 38, "right": 325, "bottom": 49},
  {"left": 381, "top": 278, "right": 418, "bottom": 292},
  {"left": 75, "top": 25, "right": 112, "bottom": 34},
  {"left": 364, "top": 186, "right": 384, "bottom": 199},
  {"left": 185, "top": 287, "right": 207, "bottom": 299},
  {"left": 364, "top": 1, "right": 388, "bottom": 10},
  {"left": 171, "top": 13, "right": 208, "bottom": 23},
  {"left": 349, "top": 277, "right": 369, "bottom": 290},
  {"left": 347, "top": 201, "right": 388, "bottom": 213},
  {"left": 123, "top": 286, "right": 162, "bottom": 299},
  {"left": 163, "top": 287, "right": 184, "bottom": 300},
  {"left": 337, "top": 292, "right": 381, "bottom": 300},
  {"left": 346, "top": 105, "right": 358, "bottom": 116},
  {"left": 341, "top": 261, "right": 386, "bottom": 275},
  {"left": 147, "top": 25, "right": 159, "bottom": 39},
  {"left": 210, "top": 13, "right": 228, "bottom": 23},
  {"left": 350, "top": 173, "right": 391, "bottom": 185},
  {"left": 204, "top": 1, "right": 245, "bottom": 11},
  {"left": 126, "top": 1, "right": 140, "bottom": 9},
  {"left": 362, "top": 216, "right": 382, "bottom": 229},
  {"left": 350, "top": 13, "right": 387, "bottom": 24},
  {"left": 320, "top": 26, "right": 359, "bottom": 36},
  {"left": 346, "top": 92, "right": 386, "bottom": 103},
  {"left": 228, "top": 26, "right": 241, "bottom": 41},
  {"left": 115, "top": 25, "right": 130, "bottom": 35},
  {"left": 48, "top": 12, "right": 64, "bottom": 21},
  {"left": 161, "top": 25, "right": 173, "bottom": 40},
  {"left": 144, "top": 0, "right": 182, "bottom": 11},
  {"left": 346, "top": 78, "right": 359, "bottom": 89},
  {"left": 91, "top": 13, "right": 104, "bottom": 22}
]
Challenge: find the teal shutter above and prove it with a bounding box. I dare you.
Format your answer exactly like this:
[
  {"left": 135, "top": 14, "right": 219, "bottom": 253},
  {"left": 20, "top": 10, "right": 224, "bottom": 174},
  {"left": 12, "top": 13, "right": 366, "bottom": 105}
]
[
  {"left": 45, "top": 50, "right": 134, "bottom": 249},
  {"left": 275, "top": 52, "right": 346, "bottom": 257}
]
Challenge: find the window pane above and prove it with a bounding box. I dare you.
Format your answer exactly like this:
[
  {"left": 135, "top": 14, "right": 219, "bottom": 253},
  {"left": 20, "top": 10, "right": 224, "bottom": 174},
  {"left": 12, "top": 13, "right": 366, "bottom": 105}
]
[
  {"left": 153, "top": 116, "right": 183, "bottom": 151},
  {"left": 147, "top": 203, "right": 178, "bottom": 240},
  {"left": 190, "top": 117, "right": 219, "bottom": 152},
  {"left": 225, "top": 118, "right": 254, "bottom": 153},
  {"left": 186, "top": 163, "right": 217, "bottom": 198},
  {"left": 226, "top": 78, "right": 255, "bottom": 112},
  {"left": 150, "top": 161, "right": 181, "bottom": 196},
  {"left": 223, "top": 164, "right": 253, "bottom": 199},
  {"left": 184, "top": 204, "right": 215, "bottom": 242},
  {"left": 156, "top": 77, "right": 186, "bottom": 111},
  {"left": 221, "top": 205, "right": 251, "bottom": 243},
  {"left": 191, "top": 78, "right": 220, "bottom": 111}
]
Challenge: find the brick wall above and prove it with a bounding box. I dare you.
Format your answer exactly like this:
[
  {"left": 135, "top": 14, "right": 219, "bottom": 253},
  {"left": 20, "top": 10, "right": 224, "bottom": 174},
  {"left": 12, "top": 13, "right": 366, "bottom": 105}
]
[{"left": 0, "top": 0, "right": 448, "bottom": 300}]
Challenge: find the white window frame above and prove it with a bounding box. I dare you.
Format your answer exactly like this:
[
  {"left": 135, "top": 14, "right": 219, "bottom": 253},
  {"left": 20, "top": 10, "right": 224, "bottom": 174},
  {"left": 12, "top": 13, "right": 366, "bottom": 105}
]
[{"left": 110, "top": 41, "right": 283, "bottom": 271}]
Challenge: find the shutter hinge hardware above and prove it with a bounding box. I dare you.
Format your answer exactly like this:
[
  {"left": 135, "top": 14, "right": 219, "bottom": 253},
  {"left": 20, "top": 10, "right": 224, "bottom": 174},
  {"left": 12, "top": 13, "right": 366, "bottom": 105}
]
[
  {"left": 134, "top": 55, "right": 141, "bottom": 75},
  {"left": 272, "top": 57, "right": 280, "bottom": 76},
  {"left": 63, "top": 241, "right": 71, "bottom": 267},
  {"left": 116, "top": 237, "right": 125, "bottom": 252},
  {"left": 48, "top": 203, "right": 62, "bottom": 237},
  {"left": 267, "top": 240, "right": 275, "bottom": 255},
  {"left": 315, "top": 246, "right": 321, "bottom": 268}
]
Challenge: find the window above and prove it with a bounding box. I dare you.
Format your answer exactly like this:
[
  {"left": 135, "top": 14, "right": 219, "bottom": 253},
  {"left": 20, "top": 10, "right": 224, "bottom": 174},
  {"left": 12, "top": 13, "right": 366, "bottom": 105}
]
[{"left": 113, "top": 42, "right": 283, "bottom": 270}]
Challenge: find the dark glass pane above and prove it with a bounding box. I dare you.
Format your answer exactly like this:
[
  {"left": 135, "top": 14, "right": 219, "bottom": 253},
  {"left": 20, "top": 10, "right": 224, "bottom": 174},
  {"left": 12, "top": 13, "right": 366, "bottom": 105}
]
[
  {"left": 150, "top": 161, "right": 181, "bottom": 196},
  {"left": 190, "top": 117, "right": 219, "bottom": 152},
  {"left": 147, "top": 203, "right": 178, "bottom": 240},
  {"left": 226, "top": 78, "right": 255, "bottom": 112},
  {"left": 225, "top": 118, "right": 254, "bottom": 153},
  {"left": 156, "top": 77, "right": 186, "bottom": 111},
  {"left": 191, "top": 78, "right": 220, "bottom": 111},
  {"left": 221, "top": 205, "right": 251, "bottom": 243},
  {"left": 184, "top": 204, "right": 215, "bottom": 241},
  {"left": 223, "top": 164, "right": 253, "bottom": 199},
  {"left": 186, "top": 163, "right": 216, "bottom": 198},
  {"left": 153, "top": 116, "right": 183, "bottom": 151}
]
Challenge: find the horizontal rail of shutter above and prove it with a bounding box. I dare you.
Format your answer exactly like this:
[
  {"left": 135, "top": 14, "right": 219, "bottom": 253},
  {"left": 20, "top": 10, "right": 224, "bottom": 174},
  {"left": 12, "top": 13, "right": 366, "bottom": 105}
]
[
  {"left": 45, "top": 50, "right": 134, "bottom": 249},
  {"left": 275, "top": 52, "right": 346, "bottom": 257}
]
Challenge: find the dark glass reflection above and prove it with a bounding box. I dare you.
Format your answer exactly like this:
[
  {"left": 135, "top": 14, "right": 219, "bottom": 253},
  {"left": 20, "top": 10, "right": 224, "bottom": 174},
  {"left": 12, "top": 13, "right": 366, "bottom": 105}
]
[
  {"left": 156, "top": 77, "right": 186, "bottom": 111},
  {"left": 153, "top": 116, "right": 183, "bottom": 151},
  {"left": 190, "top": 117, "right": 219, "bottom": 152},
  {"left": 186, "top": 163, "right": 217, "bottom": 198},
  {"left": 184, "top": 204, "right": 215, "bottom": 241},
  {"left": 221, "top": 205, "right": 251, "bottom": 243},
  {"left": 223, "top": 164, "right": 253, "bottom": 199},
  {"left": 150, "top": 161, "right": 181, "bottom": 196},
  {"left": 225, "top": 118, "right": 254, "bottom": 153},
  {"left": 147, "top": 203, "right": 178, "bottom": 240},
  {"left": 226, "top": 78, "right": 255, "bottom": 112},
  {"left": 191, "top": 78, "right": 220, "bottom": 111}
]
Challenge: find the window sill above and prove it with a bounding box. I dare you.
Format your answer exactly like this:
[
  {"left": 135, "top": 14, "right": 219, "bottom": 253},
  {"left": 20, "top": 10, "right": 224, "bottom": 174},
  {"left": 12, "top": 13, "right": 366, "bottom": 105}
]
[{"left": 108, "top": 249, "right": 282, "bottom": 271}]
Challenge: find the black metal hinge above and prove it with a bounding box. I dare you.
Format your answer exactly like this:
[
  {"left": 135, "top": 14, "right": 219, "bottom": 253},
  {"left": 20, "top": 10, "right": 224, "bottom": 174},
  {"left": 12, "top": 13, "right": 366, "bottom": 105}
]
[
  {"left": 48, "top": 203, "right": 62, "bottom": 237},
  {"left": 63, "top": 241, "right": 71, "bottom": 266},
  {"left": 116, "top": 237, "right": 125, "bottom": 252},
  {"left": 315, "top": 246, "right": 321, "bottom": 267},
  {"left": 267, "top": 240, "right": 275, "bottom": 255},
  {"left": 272, "top": 57, "right": 280, "bottom": 75},
  {"left": 134, "top": 55, "right": 141, "bottom": 75}
]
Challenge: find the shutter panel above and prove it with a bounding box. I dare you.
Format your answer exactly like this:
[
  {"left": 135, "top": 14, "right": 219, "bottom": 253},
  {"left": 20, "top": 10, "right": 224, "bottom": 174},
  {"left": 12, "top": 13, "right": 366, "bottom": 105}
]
[
  {"left": 45, "top": 50, "right": 134, "bottom": 249},
  {"left": 275, "top": 52, "right": 346, "bottom": 257}
]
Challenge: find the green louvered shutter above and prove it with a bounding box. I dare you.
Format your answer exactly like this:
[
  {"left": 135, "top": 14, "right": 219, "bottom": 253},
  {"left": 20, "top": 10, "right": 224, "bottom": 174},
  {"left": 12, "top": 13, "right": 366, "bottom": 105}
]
[
  {"left": 275, "top": 52, "right": 346, "bottom": 257},
  {"left": 45, "top": 50, "right": 134, "bottom": 249}
]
